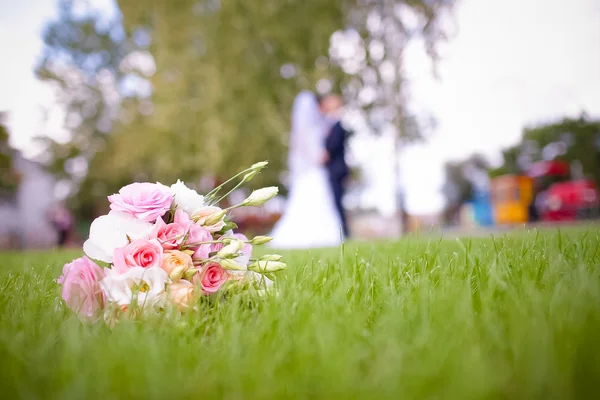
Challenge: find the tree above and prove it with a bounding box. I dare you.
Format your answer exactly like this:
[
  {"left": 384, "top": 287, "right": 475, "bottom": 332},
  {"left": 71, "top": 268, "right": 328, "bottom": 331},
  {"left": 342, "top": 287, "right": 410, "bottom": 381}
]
[
  {"left": 488, "top": 145, "right": 521, "bottom": 177},
  {"left": 442, "top": 154, "right": 490, "bottom": 224},
  {"left": 38, "top": 0, "right": 454, "bottom": 222},
  {"left": 330, "top": 0, "right": 454, "bottom": 232},
  {"left": 0, "top": 113, "right": 21, "bottom": 198},
  {"left": 115, "top": 0, "right": 454, "bottom": 208},
  {"left": 35, "top": 0, "right": 139, "bottom": 209},
  {"left": 114, "top": 0, "right": 349, "bottom": 184},
  {"left": 490, "top": 114, "right": 600, "bottom": 187}
]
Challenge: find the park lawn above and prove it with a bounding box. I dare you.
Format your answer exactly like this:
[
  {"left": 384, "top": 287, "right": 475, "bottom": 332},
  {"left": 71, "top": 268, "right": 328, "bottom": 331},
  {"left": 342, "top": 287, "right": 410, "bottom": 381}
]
[{"left": 1, "top": 228, "right": 599, "bottom": 399}]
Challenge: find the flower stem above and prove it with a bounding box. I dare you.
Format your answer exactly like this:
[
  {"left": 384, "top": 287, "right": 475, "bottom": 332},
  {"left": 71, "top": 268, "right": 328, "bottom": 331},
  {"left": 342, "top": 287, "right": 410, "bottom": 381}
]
[{"left": 204, "top": 166, "right": 256, "bottom": 204}]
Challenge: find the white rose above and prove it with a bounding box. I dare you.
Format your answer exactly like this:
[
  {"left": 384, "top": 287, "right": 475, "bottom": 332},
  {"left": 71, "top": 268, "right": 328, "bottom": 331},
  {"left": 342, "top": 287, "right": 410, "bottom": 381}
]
[
  {"left": 100, "top": 266, "right": 168, "bottom": 309},
  {"left": 169, "top": 180, "right": 205, "bottom": 216},
  {"left": 83, "top": 211, "right": 153, "bottom": 263}
]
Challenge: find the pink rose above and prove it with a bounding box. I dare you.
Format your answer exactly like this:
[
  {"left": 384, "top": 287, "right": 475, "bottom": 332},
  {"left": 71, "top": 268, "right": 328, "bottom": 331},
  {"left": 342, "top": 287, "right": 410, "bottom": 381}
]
[
  {"left": 192, "top": 236, "right": 212, "bottom": 259},
  {"left": 174, "top": 209, "right": 212, "bottom": 259},
  {"left": 108, "top": 182, "right": 173, "bottom": 222},
  {"left": 58, "top": 257, "right": 106, "bottom": 322},
  {"left": 151, "top": 217, "right": 187, "bottom": 250},
  {"left": 173, "top": 208, "right": 193, "bottom": 226},
  {"left": 210, "top": 241, "right": 224, "bottom": 253},
  {"left": 113, "top": 239, "right": 164, "bottom": 274},
  {"left": 194, "top": 262, "right": 227, "bottom": 294}
]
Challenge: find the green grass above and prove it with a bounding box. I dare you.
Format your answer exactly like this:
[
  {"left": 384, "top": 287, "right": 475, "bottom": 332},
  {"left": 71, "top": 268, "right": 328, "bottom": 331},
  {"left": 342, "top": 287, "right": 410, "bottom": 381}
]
[{"left": 1, "top": 228, "right": 600, "bottom": 399}]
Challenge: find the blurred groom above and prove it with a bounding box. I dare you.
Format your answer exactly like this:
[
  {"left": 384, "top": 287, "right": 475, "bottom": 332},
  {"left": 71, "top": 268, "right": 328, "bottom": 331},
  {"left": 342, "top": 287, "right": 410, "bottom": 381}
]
[{"left": 319, "top": 94, "right": 350, "bottom": 238}]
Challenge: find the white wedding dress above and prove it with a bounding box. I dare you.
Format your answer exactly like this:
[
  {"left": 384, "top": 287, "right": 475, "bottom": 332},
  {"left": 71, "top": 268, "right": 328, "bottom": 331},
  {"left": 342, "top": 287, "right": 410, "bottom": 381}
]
[{"left": 269, "top": 92, "right": 344, "bottom": 249}]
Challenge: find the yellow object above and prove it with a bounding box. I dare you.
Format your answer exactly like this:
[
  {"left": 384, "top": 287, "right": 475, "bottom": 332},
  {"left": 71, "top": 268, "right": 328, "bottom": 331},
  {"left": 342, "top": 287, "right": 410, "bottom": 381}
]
[{"left": 490, "top": 175, "right": 533, "bottom": 224}]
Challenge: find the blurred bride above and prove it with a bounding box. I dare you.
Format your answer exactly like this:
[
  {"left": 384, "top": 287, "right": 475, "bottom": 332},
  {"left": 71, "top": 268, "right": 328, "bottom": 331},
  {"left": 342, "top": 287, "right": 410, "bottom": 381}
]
[{"left": 269, "top": 91, "right": 343, "bottom": 249}]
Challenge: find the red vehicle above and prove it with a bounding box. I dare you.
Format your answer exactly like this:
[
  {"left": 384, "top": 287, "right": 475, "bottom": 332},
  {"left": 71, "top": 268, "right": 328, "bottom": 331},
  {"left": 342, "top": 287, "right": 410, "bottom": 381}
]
[
  {"left": 527, "top": 161, "right": 600, "bottom": 222},
  {"left": 542, "top": 179, "right": 599, "bottom": 221}
]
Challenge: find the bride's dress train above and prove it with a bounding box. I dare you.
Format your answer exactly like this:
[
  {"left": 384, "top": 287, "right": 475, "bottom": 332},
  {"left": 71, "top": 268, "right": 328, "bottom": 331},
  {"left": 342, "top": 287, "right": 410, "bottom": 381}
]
[
  {"left": 269, "top": 167, "right": 343, "bottom": 249},
  {"left": 268, "top": 91, "right": 343, "bottom": 249}
]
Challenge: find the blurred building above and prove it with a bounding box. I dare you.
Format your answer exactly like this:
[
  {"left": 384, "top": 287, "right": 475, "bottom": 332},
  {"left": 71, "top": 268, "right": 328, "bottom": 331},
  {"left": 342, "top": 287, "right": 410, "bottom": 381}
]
[{"left": 0, "top": 152, "right": 57, "bottom": 249}]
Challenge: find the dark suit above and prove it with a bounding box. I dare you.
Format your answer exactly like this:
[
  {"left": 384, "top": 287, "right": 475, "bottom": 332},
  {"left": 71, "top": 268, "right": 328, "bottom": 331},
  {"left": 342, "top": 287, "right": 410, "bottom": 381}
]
[{"left": 325, "top": 121, "right": 350, "bottom": 237}]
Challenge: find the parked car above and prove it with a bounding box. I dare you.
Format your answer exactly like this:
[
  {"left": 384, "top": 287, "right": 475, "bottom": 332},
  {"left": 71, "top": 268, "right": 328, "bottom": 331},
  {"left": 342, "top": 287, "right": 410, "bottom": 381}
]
[{"left": 541, "top": 179, "right": 599, "bottom": 221}]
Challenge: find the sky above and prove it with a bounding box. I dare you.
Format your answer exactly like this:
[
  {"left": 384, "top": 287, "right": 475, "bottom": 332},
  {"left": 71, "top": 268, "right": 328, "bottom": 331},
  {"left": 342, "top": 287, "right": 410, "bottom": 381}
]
[
  {"left": 1, "top": 0, "right": 599, "bottom": 215},
  {"left": 351, "top": 0, "right": 600, "bottom": 216},
  {"left": 0, "top": 1, "right": 59, "bottom": 147}
]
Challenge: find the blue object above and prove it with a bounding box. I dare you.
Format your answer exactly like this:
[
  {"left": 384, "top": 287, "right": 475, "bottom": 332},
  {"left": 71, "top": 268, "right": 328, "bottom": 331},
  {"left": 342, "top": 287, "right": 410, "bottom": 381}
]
[{"left": 470, "top": 190, "right": 494, "bottom": 227}]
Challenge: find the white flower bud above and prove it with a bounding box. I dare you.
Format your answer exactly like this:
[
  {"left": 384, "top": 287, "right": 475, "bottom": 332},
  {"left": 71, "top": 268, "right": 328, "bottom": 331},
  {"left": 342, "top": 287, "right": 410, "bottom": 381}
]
[
  {"left": 169, "top": 265, "right": 187, "bottom": 281},
  {"left": 241, "top": 187, "right": 278, "bottom": 207},
  {"left": 203, "top": 209, "right": 227, "bottom": 226},
  {"left": 251, "top": 161, "right": 268, "bottom": 170},
  {"left": 216, "top": 239, "right": 244, "bottom": 259},
  {"left": 249, "top": 260, "right": 287, "bottom": 273},
  {"left": 183, "top": 268, "right": 198, "bottom": 281},
  {"left": 242, "top": 171, "right": 257, "bottom": 182},
  {"left": 260, "top": 254, "right": 283, "bottom": 262},
  {"left": 251, "top": 235, "right": 273, "bottom": 245},
  {"left": 242, "top": 161, "right": 269, "bottom": 182},
  {"left": 219, "top": 258, "right": 247, "bottom": 271}
]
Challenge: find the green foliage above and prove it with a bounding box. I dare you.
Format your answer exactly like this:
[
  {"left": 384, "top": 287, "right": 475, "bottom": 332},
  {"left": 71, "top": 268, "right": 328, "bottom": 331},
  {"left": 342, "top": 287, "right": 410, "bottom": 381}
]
[
  {"left": 488, "top": 145, "right": 522, "bottom": 177},
  {"left": 35, "top": 0, "right": 133, "bottom": 182},
  {"left": 0, "top": 114, "right": 21, "bottom": 195},
  {"left": 1, "top": 228, "right": 600, "bottom": 398},
  {"left": 523, "top": 115, "right": 600, "bottom": 185},
  {"left": 491, "top": 115, "right": 600, "bottom": 185},
  {"left": 112, "top": 0, "right": 346, "bottom": 186},
  {"left": 37, "top": 0, "right": 454, "bottom": 218}
]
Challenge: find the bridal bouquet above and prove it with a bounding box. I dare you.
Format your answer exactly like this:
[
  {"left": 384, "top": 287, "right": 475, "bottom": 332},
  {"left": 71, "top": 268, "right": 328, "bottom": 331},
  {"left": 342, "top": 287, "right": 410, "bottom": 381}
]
[{"left": 57, "top": 162, "right": 285, "bottom": 324}]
